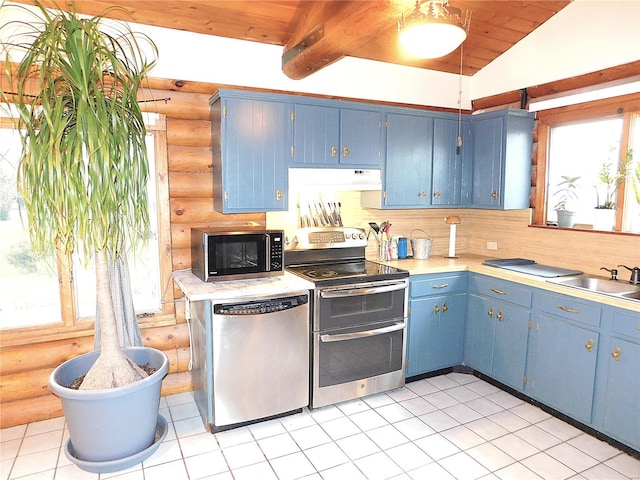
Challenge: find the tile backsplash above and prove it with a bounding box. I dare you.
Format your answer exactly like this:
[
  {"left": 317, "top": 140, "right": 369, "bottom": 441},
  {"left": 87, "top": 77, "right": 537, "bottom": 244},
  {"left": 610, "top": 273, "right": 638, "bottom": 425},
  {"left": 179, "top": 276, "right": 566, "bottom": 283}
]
[{"left": 268, "top": 191, "right": 639, "bottom": 277}]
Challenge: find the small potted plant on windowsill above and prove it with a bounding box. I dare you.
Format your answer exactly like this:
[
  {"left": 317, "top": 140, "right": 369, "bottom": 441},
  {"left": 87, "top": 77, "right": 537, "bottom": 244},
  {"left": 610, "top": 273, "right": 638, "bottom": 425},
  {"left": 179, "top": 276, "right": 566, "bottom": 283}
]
[
  {"left": 593, "top": 155, "right": 629, "bottom": 231},
  {"left": 553, "top": 175, "right": 580, "bottom": 228}
]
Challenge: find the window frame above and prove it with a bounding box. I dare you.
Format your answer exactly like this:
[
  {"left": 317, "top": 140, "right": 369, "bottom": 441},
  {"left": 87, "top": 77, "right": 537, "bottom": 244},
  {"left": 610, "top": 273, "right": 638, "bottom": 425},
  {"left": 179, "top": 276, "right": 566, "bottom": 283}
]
[
  {"left": 0, "top": 114, "right": 175, "bottom": 347},
  {"left": 533, "top": 92, "right": 640, "bottom": 234}
]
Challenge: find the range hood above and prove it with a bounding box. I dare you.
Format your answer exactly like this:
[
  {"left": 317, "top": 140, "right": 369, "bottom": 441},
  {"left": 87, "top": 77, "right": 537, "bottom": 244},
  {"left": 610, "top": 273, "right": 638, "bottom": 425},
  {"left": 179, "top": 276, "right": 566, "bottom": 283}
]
[{"left": 289, "top": 168, "right": 382, "bottom": 191}]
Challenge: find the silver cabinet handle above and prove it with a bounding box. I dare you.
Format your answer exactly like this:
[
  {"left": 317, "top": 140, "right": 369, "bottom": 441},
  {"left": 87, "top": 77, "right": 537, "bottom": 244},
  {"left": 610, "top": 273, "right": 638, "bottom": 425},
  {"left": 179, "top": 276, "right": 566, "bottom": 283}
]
[
  {"left": 432, "top": 283, "right": 449, "bottom": 289},
  {"left": 490, "top": 288, "right": 507, "bottom": 295},
  {"left": 320, "top": 322, "right": 405, "bottom": 343}
]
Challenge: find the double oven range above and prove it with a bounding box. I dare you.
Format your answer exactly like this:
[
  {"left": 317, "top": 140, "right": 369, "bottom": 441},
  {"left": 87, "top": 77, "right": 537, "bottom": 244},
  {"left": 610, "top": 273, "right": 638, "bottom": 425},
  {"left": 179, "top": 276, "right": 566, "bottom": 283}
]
[{"left": 286, "top": 227, "right": 409, "bottom": 409}]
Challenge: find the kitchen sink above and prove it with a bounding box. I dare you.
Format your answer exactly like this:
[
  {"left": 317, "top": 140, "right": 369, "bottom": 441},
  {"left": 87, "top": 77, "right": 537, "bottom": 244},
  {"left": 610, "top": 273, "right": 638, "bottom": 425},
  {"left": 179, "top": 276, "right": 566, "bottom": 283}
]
[
  {"left": 621, "top": 290, "right": 640, "bottom": 300},
  {"left": 547, "top": 275, "right": 640, "bottom": 302}
]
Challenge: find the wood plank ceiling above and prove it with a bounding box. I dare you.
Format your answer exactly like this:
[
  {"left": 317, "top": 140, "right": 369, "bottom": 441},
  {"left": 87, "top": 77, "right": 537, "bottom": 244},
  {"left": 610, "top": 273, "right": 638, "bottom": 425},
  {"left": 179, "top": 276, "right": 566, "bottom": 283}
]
[{"left": 10, "top": 0, "right": 571, "bottom": 79}]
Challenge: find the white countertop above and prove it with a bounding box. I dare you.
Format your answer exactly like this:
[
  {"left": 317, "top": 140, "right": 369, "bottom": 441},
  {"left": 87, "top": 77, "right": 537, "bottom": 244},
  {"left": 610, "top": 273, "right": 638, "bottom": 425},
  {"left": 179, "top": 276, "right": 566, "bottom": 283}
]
[
  {"left": 172, "top": 257, "right": 639, "bottom": 312},
  {"left": 373, "top": 254, "right": 640, "bottom": 312},
  {"left": 172, "top": 270, "right": 315, "bottom": 302}
]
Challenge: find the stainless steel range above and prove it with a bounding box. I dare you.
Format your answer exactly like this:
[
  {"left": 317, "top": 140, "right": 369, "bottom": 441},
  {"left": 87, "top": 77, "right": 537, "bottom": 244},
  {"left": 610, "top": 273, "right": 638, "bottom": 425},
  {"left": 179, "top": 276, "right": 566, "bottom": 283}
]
[{"left": 286, "top": 227, "right": 409, "bottom": 408}]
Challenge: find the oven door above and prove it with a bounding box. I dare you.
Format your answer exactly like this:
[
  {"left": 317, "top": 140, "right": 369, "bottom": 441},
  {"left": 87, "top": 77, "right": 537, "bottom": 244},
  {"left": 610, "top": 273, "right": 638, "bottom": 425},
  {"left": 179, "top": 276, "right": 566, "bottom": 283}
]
[
  {"left": 312, "top": 319, "right": 406, "bottom": 408},
  {"left": 314, "top": 279, "right": 408, "bottom": 331}
]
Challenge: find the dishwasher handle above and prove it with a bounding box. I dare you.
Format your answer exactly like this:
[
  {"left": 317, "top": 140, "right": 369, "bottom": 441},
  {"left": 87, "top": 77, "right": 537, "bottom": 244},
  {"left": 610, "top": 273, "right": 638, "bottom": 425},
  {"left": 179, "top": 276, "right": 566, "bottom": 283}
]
[
  {"left": 320, "top": 281, "right": 407, "bottom": 299},
  {"left": 320, "top": 321, "right": 405, "bottom": 343}
]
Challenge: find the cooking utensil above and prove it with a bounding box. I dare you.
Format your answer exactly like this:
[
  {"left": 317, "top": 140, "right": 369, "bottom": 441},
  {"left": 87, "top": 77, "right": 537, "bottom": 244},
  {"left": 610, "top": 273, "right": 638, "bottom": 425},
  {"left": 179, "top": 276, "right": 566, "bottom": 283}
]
[
  {"left": 308, "top": 202, "right": 319, "bottom": 226},
  {"left": 368, "top": 222, "right": 380, "bottom": 242},
  {"left": 320, "top": 201, "right": 333, "bottom": 226},
  {"left": 336, "top": 202, "right": 343, "bottom": 226}
]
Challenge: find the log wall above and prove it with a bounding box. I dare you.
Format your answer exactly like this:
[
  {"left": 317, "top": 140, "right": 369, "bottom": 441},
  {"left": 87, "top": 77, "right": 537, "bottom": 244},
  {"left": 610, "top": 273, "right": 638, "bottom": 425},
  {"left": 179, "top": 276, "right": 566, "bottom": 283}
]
[{"left": 0, "top": 77, "right": 266, "bottom": 428}]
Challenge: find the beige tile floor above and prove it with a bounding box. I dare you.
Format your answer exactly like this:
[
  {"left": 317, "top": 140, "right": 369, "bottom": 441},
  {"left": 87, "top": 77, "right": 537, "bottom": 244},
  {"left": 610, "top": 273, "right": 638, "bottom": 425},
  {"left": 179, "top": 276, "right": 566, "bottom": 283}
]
[{"left": 1, "top": 372, "right": 639, "bottom": 480}]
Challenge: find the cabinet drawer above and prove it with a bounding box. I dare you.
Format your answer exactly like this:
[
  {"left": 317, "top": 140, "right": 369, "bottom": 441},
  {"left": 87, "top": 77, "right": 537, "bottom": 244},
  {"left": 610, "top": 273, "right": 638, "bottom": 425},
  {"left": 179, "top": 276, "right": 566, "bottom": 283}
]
[
  {"left": 410, "top": 273, "right": 467, "bottom": 297},
  {"left": 611, "top": 309, "right": 640, "bottom": 342},
  {"left": 538, "top": 292, "right": 601, "bottom": 328},
  {"left": 469, "top": 274, "right": 532, "bottom": 308}
]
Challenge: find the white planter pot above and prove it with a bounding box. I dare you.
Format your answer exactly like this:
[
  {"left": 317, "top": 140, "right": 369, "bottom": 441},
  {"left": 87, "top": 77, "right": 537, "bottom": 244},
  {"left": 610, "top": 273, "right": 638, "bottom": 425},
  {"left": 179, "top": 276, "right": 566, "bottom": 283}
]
[
  {"left": 556, "top": 210, "right": 577, "bottom": 228},
  {"left": 593, "top": 208, "right": 616, "bottom": 231}
]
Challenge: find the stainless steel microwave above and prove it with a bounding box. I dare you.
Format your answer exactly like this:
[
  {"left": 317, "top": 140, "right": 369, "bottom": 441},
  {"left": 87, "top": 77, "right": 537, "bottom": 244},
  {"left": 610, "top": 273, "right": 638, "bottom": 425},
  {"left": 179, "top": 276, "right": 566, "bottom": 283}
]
[{"left": 191, "top": 229, "right": 284, "bottom": 282}]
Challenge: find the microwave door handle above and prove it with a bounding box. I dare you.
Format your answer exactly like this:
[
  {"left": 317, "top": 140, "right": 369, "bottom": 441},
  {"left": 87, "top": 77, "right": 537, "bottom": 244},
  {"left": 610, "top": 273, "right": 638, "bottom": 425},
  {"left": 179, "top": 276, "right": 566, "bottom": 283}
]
[
  {"left": 320, "top": 282, "right": 406, "bottom": 298},
  {"left": 265, "top": 235, "right": 270, "bottom": 272},
  {"left": 320, "top": 322, "right": 405, "bottom": 343}
]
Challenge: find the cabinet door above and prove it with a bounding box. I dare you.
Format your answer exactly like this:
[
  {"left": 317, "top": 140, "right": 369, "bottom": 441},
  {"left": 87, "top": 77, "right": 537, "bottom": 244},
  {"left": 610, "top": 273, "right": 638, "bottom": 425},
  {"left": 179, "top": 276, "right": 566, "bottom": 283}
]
[
  {"left": 292, "top": 104, "right": 340, "bottom": 166},
  {"left": 339, "top": 108, "right": 383, "bottom": 167},
  {"left": 431, "top": 292, "right": 466, "bottom": 370},
  {"left": 432, "top": 117, "right": 468, "bottom": 206},
  {"left": 407, "top": 296, "right": 433, "bottom": 377},
  {"left": 491, "top": 302, "right": 530, "bottom": 391},
  {"left": 600, "top": 336, "right": 640, "bottom": 450},
  {"left": 471, "top": 115, "right": 503, "bottom": 208},
  {"left": 529, "top": 312, "right": 598, "bottom": 424},
  {"left": 222, "top": 97, "right": 290, "bottom": 212},
  {"left": 384, "top": 113, "right": 433, "bottom": 207},
  {"left": 407, "top": 292, "right": 465, "bottom": 376},
  {"left": 464, "top": 294, "right": 495, "bottom": 375}
]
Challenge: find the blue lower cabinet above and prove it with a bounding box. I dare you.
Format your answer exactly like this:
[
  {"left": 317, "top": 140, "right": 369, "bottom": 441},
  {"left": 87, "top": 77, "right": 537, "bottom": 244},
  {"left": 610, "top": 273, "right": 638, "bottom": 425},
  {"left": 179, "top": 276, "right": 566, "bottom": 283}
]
[
  {"left": 464, "top": 294, "right": 495, "bottom": 375},
  {"left": 464, "top": 291, "right": 530, "bottom": 391},
  {"left": 491, "top": 302, "right": 530, "bottom": 391},
  {"left": 526, "top": 293, "right": 601, "bottom": 425},
  {"left": 464, "top": 274, "right": 531, "bottom": 391},
  {"left": 593, "top": 308, "right": 640, "bottom": 451},
  {"left": 406, "top": 271, "right": 639, "bottom": 453},
  {"left": 406, "top": 274, "right": 467, "bottom": 377}
]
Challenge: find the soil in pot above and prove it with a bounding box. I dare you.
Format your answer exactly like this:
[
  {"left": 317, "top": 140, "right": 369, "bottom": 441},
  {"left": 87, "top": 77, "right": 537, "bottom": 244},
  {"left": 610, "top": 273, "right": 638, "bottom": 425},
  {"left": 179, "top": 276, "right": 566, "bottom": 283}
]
[{"left": 66, "top": 362, "right": 158, "bottom": 389}]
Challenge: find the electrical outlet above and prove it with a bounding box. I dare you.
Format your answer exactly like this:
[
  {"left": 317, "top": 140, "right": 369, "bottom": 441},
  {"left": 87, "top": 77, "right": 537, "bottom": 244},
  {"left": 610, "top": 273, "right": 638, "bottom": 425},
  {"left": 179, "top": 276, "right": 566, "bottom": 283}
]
[{"left": 487, "top": 241, "right": 498, "bottom": 250}]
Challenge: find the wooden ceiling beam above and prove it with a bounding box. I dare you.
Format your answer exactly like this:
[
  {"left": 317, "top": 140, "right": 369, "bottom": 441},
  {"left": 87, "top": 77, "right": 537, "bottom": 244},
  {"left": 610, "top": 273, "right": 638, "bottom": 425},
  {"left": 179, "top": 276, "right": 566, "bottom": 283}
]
[
  {"left": 472, "top": 60, "right": 640, "bottom": 110},
  {"left": 281, "top": 0, "right": 409, "bottom": 80}
]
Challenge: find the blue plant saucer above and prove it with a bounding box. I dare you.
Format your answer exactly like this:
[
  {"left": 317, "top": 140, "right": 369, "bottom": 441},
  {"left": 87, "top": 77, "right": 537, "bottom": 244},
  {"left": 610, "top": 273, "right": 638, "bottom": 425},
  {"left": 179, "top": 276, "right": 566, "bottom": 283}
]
[{"left": 65, "top": 414, "right": 168, "bottom": 474}]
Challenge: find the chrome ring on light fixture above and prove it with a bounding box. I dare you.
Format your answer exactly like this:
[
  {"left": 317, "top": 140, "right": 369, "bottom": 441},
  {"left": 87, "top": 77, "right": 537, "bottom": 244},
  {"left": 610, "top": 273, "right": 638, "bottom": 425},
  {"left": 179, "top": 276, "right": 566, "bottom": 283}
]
[{"left": 398, "top": 0, "right": 470, "bottom": 59}]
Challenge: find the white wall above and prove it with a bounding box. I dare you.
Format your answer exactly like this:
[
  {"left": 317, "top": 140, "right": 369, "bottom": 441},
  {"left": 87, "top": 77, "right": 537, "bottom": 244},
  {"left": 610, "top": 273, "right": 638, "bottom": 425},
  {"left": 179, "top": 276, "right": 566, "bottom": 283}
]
[
  {"left": 137, "top": 26, "right": 472, "bottom": 109},
  {"left": 3, "top": 0, "right": 639, "bottom": 107},
  {"left": 471, "top": 0, "right": 640, "bottom": 100}
]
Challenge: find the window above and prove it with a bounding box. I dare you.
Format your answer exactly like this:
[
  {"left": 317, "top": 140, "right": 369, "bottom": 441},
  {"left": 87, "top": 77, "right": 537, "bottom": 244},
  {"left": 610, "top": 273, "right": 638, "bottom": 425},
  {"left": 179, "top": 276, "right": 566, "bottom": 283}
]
[
  {"left": 542, "top": 110, "right": 639, "bottom": 233},
  {"left": 0, "top": 126, "right": 62, "bottom": 328},
  {"left": 0, "top": 113, "right": 173, "bottom": 332}
]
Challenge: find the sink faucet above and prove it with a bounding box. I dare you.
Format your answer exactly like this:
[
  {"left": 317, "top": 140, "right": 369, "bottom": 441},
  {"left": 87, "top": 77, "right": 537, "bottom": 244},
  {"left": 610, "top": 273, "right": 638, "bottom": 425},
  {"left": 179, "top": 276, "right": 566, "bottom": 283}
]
[
  {"left": 618, "top": 265, "right": 640, "bottom": 285},
  {"left": 600, "top": 267, "right": 618, "bottom": 280}
]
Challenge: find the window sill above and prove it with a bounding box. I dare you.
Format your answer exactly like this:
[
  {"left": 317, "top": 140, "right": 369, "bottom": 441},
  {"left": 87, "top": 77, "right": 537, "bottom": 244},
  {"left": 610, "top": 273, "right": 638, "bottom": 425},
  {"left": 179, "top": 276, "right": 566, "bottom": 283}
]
[{"left": 529, "top": 224, "right": 640, "bottom": 237}]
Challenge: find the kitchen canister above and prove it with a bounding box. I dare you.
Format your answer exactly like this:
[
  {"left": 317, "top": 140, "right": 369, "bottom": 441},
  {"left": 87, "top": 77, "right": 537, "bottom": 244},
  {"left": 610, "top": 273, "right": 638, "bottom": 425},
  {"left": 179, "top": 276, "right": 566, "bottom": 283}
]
[
  {"left": 397, "top": 237, "right": 408, "bottom": 259},
  {"left": 410, "top": 229, "right": 432, "bottom": 259}
]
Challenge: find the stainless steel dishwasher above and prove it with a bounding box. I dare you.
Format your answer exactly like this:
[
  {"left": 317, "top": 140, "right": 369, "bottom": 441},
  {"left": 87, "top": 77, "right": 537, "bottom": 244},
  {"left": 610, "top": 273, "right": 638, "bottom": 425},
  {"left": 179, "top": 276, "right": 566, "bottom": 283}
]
[{"left": 190, "top": 291, "right": 310, "bottom": 432}]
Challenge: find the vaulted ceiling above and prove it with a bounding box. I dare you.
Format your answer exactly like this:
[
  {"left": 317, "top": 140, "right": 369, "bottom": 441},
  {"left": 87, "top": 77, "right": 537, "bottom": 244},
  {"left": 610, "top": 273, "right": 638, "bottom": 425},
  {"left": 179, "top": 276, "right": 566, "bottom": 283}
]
[{"left": 10, "top": 0, "right": 571, "bottom": 79}]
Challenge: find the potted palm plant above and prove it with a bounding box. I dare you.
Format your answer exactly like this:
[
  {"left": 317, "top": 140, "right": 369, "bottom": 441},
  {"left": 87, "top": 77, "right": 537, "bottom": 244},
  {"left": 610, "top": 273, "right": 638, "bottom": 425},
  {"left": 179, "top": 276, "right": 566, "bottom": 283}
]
[
  {"left": 552, "top": 175, "right": 580, "bottom": 228},
  {"left": 1, "top": 2, "right": 168, "bottom": 473}
]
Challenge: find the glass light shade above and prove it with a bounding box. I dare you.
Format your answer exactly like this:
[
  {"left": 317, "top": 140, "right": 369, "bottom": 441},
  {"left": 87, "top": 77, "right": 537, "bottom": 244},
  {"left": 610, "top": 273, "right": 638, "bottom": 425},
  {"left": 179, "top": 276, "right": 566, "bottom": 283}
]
[{"left": 399, "top": 21, "right": 467, "bottom": 58}]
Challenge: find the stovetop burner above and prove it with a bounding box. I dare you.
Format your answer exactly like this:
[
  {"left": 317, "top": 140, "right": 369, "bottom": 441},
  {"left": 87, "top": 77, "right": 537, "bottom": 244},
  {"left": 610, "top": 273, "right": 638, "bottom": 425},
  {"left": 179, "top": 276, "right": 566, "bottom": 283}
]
[
  {"left": 287, "top": 259, "right": 408, "bottom": 286},
  {"left": 284, "top": 227, "right": 408, "bottom": 286}
]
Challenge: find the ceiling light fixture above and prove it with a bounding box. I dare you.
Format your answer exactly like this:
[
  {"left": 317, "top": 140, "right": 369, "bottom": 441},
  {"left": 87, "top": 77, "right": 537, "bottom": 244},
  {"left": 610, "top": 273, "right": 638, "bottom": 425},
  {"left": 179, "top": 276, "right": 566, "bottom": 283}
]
[{"left": 398, "top": 0, "right": 470, "bottom": 59}]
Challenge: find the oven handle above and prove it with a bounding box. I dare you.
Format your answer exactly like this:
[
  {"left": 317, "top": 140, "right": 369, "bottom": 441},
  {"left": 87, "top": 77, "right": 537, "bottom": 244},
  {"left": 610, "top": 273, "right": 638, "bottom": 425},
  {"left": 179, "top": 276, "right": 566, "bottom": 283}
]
[
  {"left": 319, "top": 282, "right": 407, "bottom": 298},
  {"left": 320, "top": 321, "right": 405, "bottom": 343}
]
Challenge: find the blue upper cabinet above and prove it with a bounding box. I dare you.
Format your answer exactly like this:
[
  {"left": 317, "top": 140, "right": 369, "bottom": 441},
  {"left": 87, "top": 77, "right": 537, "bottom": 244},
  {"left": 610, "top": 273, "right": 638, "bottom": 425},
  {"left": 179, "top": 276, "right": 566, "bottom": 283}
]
[
  {"left": 339, "top": 107, "right": 384, "bottom": 167},
  {"left": 291, "top": 103, "right": 340, "bottom": 166},
  {"left": 431, "top": 117, "right": 472, "bottom": 207},
  {"left": 291, "top": 101, "right": 383, "bottom": 168},
  {"left": 211, "top": 90, "right": 292, "bottom": 213},
  {"left": 380, "top": 112, "right": 434, "bottom": 208},
  {"left": 470, "top": 109, "right": 535, "bottom": 209}
]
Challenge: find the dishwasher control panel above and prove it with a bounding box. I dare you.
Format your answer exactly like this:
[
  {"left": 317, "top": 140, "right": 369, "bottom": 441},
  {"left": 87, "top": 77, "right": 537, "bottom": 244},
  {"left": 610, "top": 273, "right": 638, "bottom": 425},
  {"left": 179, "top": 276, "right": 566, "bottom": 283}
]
[{"left": 213, "top": 294, "right": 308, "bottom": 316}]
